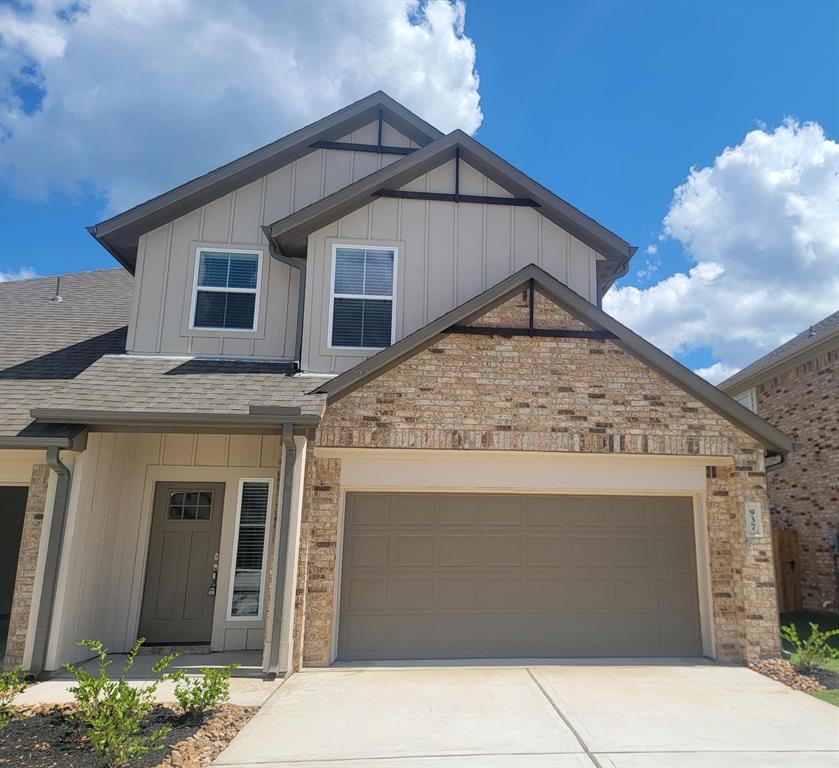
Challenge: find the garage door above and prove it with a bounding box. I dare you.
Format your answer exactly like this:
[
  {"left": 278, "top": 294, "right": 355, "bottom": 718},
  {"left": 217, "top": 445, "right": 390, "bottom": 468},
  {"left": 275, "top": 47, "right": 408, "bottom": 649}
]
[{"left": 337, "top": 493, "right": 702, "bottom": 660}]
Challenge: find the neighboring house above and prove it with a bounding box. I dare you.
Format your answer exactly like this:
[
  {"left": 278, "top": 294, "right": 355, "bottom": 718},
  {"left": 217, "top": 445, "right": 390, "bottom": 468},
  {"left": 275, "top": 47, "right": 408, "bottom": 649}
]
[
  {"left": 0, "top": 92, "right": 791, "bottom": 677},
  {"left": 720, "top": 311, "right": 839, "bottom": 615}
]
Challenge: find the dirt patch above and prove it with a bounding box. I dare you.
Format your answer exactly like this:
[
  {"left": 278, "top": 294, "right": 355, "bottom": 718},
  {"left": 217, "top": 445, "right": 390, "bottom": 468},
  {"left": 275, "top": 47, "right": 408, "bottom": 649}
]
[
  {"left": 0, "top": 702, "right": 256, "bottom": 768},
  {"left": 750, "top": 658, "right": 825, "bottom": 693}
]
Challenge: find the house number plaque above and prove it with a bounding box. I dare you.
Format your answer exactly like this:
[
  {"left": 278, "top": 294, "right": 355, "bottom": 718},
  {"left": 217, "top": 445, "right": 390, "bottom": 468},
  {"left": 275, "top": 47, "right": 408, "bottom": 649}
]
[{"left": 744, "top": 502, "right": 764, "bottom": 539}]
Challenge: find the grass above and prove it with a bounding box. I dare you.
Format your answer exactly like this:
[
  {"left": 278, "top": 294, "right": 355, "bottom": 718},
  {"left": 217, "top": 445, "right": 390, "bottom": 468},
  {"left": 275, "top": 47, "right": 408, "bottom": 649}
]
[{"left": 780, "top": 611, "right": 839, "bottom": 708}]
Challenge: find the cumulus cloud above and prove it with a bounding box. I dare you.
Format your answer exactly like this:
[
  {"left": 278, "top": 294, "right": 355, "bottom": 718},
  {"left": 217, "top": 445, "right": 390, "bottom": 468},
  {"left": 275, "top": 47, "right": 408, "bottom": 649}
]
[
  {"left": 0, "top": 0, "right": 481, "bottom": 212},
  {"left": 605, "top": 119, "right": 839, "bottom": 383},
  {"left": 0, "top": 267, "right": 38, "bottom": 282}
]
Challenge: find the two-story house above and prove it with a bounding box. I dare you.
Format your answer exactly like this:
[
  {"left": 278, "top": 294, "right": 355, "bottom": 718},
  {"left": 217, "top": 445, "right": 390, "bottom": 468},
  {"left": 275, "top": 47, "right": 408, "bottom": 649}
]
[{"left": 0, "top": 92, "right": 791, "bottom": 676}]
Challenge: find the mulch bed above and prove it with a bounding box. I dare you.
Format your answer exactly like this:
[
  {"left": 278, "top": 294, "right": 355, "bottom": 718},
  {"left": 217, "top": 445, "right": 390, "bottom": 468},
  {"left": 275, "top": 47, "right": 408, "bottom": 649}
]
[{"left": 0, "top": 703, "right": 256, "bottom": 767}]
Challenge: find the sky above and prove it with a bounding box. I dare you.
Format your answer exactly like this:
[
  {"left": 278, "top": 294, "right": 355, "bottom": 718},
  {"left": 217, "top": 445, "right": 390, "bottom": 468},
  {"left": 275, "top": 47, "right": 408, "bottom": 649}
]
[{"left": 0, "top": 0, "right": 837, "bottom": 382}]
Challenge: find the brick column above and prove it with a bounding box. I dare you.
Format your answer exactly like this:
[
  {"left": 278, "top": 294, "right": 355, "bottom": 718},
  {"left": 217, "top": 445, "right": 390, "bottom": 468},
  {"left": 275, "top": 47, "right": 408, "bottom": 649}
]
[
  {"left": 293, "top": 456, "right": 341, "bottom": 669},
  {"left": 4, "top": 464, "right": 49, "bottom": 670},
  {"left": 707, "top": 443, "right": 780, "bottom": 663}
]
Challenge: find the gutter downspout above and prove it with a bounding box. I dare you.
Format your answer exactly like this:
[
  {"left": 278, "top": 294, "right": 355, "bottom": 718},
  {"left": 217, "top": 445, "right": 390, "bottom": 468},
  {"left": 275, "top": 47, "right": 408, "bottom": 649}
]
[
  {"left": 29, "top": 447, "right": 72, "bottom": 677},
  {"left": 264, "top": 229, "right": 306, "bottom": 368},
  {"left": 765, "top": 452, "right": 787, "bottom": 473},
  {"left": 266, "top": 423, "right": 298, "bottom": 678}
]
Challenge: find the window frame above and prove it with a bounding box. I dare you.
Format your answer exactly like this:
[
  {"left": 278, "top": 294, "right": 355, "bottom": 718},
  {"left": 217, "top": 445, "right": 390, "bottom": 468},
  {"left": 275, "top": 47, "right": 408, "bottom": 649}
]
[
  {"left": 226, "top": 477, "right": 274, "bottom": 622},
  {"left": 188, "top": 247, "right": 263, "bottom": 333},
  {"left": 327, "top": 243, "right": 398, "bottom": 351}
]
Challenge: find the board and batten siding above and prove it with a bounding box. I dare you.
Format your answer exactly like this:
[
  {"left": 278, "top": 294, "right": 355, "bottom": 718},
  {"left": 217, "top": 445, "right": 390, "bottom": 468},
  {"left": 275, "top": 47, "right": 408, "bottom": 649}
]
[
  {"left": 302, "top": 159, "right": 603, "bottom": 373},
  {"left": 45, "top": 432, "right": 283, "bottom": 669},
  {"left": 127, "top": 120, "right": 418, "bottom": 359}
]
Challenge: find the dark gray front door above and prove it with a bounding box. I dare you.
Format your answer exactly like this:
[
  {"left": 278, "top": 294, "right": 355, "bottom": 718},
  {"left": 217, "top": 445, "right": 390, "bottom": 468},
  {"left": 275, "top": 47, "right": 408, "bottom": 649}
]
[{"left": 139, "top": 482, "right": 224, "bottom": 644}]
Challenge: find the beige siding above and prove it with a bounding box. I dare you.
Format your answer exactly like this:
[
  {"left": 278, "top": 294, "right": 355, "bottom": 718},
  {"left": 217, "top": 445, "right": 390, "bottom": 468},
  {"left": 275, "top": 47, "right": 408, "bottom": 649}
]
[
  {"left": 128, "top": 120, "right": 417, "bottom": 358},
  {"left": 301, "top": 160, "right": 604, "bottom": 373},
  {"left": 46, "top": 432, "right": 282, "bottom": 669}
]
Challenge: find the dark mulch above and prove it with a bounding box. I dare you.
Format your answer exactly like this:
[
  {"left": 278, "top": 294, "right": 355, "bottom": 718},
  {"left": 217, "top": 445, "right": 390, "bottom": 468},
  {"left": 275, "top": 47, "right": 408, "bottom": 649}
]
[{"left": 0, "top": 703, "right": 256, "bottom": 768}]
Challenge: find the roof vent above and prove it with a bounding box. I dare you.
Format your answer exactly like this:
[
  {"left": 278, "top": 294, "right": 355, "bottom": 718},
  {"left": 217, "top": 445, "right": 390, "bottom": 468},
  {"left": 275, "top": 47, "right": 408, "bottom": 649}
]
[
  {"left": 808, "top": 325, "right": 816, "bottom": 338},
  {"left": 49, "top": 275, "right": 63, "bottom": 303}
]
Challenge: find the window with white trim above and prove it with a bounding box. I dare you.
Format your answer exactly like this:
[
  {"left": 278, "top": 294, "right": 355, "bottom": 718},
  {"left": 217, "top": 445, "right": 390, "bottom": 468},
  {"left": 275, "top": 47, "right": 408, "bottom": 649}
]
[
  {"left": 329, "top": 245, "right": 396, "bottom": 348},
  {"left": 228, "top": 480, "right": 271, "bottom": 619},
  {"left": 191, "top": 249, "right": 261, "bottom": 331}
]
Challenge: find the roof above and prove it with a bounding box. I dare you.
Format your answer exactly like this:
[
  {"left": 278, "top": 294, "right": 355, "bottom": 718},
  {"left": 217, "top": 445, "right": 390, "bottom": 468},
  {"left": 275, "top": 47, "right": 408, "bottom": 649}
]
[
  {"left": 0, "top": 269, "right": 330, "bottom": 445},
  {"left": 720, "top": 309, "right": 839, "bottom": 393},
  {"left": 88, "top": 92, "right": 443, "bottom": 273},
  {"left": 267, "top": 130, "right": 636, "bottom": 292},
  {"left": 315, "top": 264, "right": 793, "bottom": 455},
  {"left": 30, "top": 356, "right": 329, "bottom": 429},
  {"left": 0, "top": 269, "right": 133, "bottom": 445}
]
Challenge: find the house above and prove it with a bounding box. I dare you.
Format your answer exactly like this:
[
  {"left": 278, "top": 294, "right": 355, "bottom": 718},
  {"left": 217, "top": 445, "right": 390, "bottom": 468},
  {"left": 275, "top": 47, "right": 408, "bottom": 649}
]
[
  {"left": 0, "top": 92, "right": 791, "bottom": 677},
  {"left": 720, "top": 311, "right": 839, "bottom": 615}
]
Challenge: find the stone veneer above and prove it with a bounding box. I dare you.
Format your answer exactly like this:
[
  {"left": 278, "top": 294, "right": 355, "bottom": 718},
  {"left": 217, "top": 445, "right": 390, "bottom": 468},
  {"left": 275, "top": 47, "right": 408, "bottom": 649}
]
[
  {"left": 292, "top": 292, "right": 781, "bottom": 667},
  {"left": 755, "top": 344, "right": 838, "bottom": 612},
  {"left": 4, "top": 464, "right": 49, "bottom": 669}
]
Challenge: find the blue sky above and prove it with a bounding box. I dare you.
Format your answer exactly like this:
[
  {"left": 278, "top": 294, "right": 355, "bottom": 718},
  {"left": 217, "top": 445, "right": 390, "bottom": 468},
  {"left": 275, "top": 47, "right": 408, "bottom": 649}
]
[{"left": 1, "top": 0, "right": 837, "bottom": 379}]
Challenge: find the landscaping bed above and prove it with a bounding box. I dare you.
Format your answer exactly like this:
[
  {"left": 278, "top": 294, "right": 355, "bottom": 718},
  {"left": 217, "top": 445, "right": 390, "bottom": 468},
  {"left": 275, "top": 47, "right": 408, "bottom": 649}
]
[{"left": 0, "top": 702, "right": 255, "bottom": 768}]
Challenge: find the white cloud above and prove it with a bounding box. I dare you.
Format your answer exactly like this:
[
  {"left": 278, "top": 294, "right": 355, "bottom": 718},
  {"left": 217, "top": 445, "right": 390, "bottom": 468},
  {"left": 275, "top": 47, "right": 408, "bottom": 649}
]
[
  {"left": 693, "top": 362, "right": 740, "bottom": 385},
  {"left": 644, "top": 244, "right": 658, "bottom": 255},
  {"left": 605, "top": 119, "right": 839, "bottom": 378},
  {"left": 0, "top": 267, "right": 38, "bottom": 282},
  {"left": 0, "top": 0, "right": 481, "bottom": 212}
]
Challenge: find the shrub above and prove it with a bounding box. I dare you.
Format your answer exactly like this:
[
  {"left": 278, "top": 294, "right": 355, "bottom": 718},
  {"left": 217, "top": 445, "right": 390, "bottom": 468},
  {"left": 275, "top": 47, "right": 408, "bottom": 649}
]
[
  {"left": 781, "top": 622, "right": 839, "bottom": 674},
  {"left": 0, "top": 666, "right": 27, "bottom": 727},
  {"left": 64, "top": 637, "right": 179, "bottom": 766},
  {"left": 171, "top": 663, "right": 238, "bottom": 717}
]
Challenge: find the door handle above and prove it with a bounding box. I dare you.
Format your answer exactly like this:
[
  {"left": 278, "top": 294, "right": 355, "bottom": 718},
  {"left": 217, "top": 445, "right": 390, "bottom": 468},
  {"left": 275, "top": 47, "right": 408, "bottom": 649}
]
[
  {"left": 787, "top": 559, "right": 796, "bottom": 571},
  {"left": 208, "top": 555, "right": 219, "bottom": 597}
]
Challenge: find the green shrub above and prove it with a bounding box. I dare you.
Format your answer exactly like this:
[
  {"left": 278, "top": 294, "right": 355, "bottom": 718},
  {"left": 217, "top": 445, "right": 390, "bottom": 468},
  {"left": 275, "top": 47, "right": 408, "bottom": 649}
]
[
  {"left": 171, "top": 663, "right": 238, "bottom": 717},
  {"left": 781, "top": 622, "right": 839, "bottom": 674},
  {"left": 64, "top": 637, "right": 179, "bottom": 766},
  {"left": 0, "top": 666, "right": 27, "bottom": 727}
]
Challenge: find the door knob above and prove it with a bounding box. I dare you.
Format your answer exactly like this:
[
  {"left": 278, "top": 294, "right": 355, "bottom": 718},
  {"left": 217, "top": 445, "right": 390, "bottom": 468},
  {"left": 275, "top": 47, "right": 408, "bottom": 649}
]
[{"left": 208, "top": 559, "right": 219, "bottom": 597}]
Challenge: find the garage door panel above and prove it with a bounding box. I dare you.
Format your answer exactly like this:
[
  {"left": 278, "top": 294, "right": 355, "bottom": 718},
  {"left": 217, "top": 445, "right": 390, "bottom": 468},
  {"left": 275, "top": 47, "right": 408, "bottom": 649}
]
[
  {"left": 437, "top": 494, "right": 478, "bottom": 525},
  {"left": 527, "top": 535, "right": 569, "bottom": 566},
  {"left": 482, "top": 534, "right": 524, "bottom": 566},
  {"left": 348, "top": 493, "right": 391, "bottom": 525},
  {"left": 338, "top": 492, "right": 702, "bottom": 660},
  {"left": 347, "top": 533, "right": 389, "bottom": 567},
  {"left": 395, "top": 534, "right": 435, "bottom": 567},
  {"left": 479, "top": 494, "right": 525, "bottom": 525},
  {"left": 438, "top": 534, "right": 479, "bottom": 566}
]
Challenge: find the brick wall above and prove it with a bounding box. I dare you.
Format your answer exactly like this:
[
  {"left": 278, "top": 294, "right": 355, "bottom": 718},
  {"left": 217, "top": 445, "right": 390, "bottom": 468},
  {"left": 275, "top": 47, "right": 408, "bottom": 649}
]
[
  {"left": 4, "top": 464, "right": 49, "bottom": 669},
  {"left": 292, "top": 293, "right": 780, "bottom": 666},
  {"left": 755, "top": 345, "right": 839, "bottom": 612}
]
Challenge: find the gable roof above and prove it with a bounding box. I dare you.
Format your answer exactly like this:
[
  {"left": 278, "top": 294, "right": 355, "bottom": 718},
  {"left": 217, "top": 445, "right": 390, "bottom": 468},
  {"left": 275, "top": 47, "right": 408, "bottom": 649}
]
[
  {"left": 314, "top": 264, "right": 792, "bottom": 455},
  {"left": 88, "top": 92, "right": 443, "bottom": 273},
  {"left": 719, "top": 309, "right": 839, "bottom": 393},
  {"left": 267, "top": 131, "right": 636, "bottom": 293}
]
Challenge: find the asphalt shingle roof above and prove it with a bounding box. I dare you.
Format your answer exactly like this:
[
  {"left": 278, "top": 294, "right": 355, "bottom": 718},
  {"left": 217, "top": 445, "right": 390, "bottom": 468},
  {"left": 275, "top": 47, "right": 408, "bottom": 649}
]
[
  {"left": 719, "top": 309, "right": 839, "bottom": 391},
  {"left": 0, "top": 269, "right": 328, "bottom": 442}
]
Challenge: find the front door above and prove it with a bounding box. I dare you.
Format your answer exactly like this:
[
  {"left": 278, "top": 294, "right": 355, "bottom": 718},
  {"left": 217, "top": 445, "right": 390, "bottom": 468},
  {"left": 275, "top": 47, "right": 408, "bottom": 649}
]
[{"left": 139, "top": 482, "right": 225, "bottom": 644}]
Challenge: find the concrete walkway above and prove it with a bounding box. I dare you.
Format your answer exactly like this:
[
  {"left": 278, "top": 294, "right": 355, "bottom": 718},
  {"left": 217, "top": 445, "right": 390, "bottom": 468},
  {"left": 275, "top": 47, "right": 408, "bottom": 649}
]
[
  {"left": 16, "top": 650, "right": 282, "bottom": 708},
  {"left": 214, "top": 660, "right": 839, "bottom": 767}
]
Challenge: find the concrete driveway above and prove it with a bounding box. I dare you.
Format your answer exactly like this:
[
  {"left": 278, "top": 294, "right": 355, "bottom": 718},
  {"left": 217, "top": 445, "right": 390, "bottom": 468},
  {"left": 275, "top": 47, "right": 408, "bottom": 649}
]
[{"left": 214, "top": 660, "right": 839, "bottom": 767}]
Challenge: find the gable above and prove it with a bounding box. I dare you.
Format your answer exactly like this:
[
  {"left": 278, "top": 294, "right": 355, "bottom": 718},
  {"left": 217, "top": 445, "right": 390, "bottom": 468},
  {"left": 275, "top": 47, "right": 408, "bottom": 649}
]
[
  {"left": 89, "top": 92, "right": 442, "bottom": 272},
  {"left": 314, "top": 264, "right": 792, "bottom": 454}
]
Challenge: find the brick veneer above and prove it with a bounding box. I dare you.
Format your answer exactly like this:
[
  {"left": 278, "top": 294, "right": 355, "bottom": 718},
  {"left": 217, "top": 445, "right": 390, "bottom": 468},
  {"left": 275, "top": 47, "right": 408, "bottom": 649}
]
[
  {"left": 755, "top": 345, "right": 839, "bottom": 612},
  {"left": 292, "top": 292, "right": 781, "bottom": 666},
  {"left": 4, "top": 464, "right": 49, "bottom": 669}
]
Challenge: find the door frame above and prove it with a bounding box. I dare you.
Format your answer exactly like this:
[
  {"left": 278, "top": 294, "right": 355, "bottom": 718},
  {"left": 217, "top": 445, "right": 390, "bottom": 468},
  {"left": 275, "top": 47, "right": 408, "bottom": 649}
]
[
  {"left": 322, "top": 449, "right": 719, "bottom": 664},
  {"left": 128, "top": 466, "right": 277, "bottom": 653}
]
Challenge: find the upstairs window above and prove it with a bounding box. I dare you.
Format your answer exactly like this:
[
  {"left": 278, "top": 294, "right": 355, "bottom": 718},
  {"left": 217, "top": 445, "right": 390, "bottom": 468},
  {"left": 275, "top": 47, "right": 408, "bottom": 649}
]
[
  {"left": 329, "top": 245, "right": 396, "bottom": 349},
  {"left": 191, "top": 248, "right": 262, "bottom": 331}
]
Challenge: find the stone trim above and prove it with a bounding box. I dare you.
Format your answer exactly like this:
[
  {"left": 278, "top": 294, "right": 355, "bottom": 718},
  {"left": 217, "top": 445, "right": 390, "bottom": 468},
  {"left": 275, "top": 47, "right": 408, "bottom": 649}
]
[{"left": 4, "top": 464, "right": 49, "bottom": 670}]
